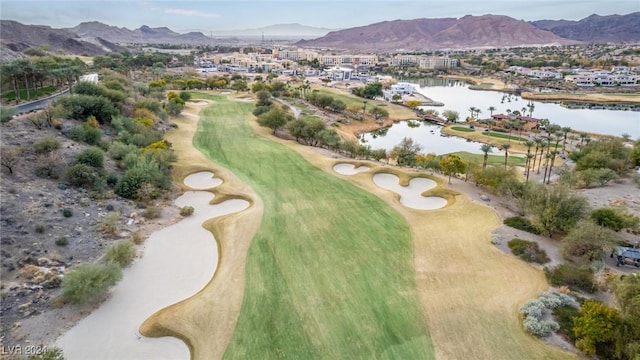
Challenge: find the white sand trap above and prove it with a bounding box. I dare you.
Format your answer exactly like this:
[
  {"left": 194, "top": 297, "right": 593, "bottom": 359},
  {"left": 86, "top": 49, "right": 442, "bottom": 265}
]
[
  {"left": 184, "top": 171, "right": 222, "bottom": 189},
  {"left": 333, "top": 163, "right": 370, "bottom": 175},
  {"left": 373, "top": 173, "right": 447, "bottom": 210},
  {"left": 57, "top": 173, "right": 249, "bottom": 360}
]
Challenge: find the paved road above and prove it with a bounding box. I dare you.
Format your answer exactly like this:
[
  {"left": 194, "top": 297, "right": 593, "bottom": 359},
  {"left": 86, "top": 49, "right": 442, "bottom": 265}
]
[{"left": 11, "top": 73, "right": 98, "bottom": 114}]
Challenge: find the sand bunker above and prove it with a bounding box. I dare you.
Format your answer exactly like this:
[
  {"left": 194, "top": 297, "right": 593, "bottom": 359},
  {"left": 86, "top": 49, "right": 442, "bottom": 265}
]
[
  {"left": 333, "top": 163, "right": 370, "bottom": 175},
  {"left": 184, "top": 171, "right": 222, "bottom": 189},
  {"left": 57, "top": 172, "right": 249, "bottom": 360},
  {"left": 373, "top": 173, "right": 447, "bottom": 210}
]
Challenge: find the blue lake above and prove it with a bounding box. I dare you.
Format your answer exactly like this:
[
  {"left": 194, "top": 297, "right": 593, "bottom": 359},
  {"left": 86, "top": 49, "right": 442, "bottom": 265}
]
[
  {"left": 360, "top": 121, "right": 507, "bottom": 155},
  {"left": 413, "top": 80, "right": 640, "bottom": 139}
]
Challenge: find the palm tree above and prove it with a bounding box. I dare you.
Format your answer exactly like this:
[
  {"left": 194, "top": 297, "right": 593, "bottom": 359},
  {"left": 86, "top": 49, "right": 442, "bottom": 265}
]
[
  {"left": 532, "top": 137, "right": 542, "bottom": 172},
  {"left": 501, "top": 143, "right": 511, "bottom": 169},
  {"left": 475, "top": 108, "right": 482, "bottom": 120},
  {"left": 579, "top": 132, "right": 587, "bottom": 146},
  {"left": 487, "top": 106, "right": 496, "bottom": 117},
  {"left": 537, "top": 142, "right": 547, "bottom": 174},
  {"left": 542, "top": 153, "right": 552, "bottom": 183},
  {"left": 468, "top": 107, "right": 476, "bottom": 120},
  {"left": 480, "top": 144, "right": 492, "bottom": 170},
  {"left": 561, "top": 127, "right": 572, "bottom": 154},
  {"left": 525, "top": 153, "right": 535, "bottom": 181},
  {"left": 546, "top": 150, "right": 560, "bottom": 184}
]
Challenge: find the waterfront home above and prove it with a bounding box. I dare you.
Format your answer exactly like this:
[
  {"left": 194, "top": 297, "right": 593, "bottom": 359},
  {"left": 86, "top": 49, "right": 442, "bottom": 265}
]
[{"left": 491, "top": 114, "right": 540, "bottom": 131}]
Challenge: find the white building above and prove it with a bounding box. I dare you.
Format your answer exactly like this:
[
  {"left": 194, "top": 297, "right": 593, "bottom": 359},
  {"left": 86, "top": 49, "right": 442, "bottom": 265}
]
[{"left": 389, "top": 82, "right": 416, "bottom": 95}]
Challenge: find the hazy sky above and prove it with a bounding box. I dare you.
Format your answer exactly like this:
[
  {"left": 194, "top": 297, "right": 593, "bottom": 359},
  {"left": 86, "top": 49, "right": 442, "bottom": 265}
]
[{"left": 1, "top": 0, "right": 638, "bottom": 33}]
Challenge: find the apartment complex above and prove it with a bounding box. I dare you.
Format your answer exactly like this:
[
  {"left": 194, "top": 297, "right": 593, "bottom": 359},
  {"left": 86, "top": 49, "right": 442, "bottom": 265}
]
[
  {"left": 389, "top": 54, "right": 458, "bottom": 69},
  {"left": 506, "top": 65, "right": 640, "bottom": 86}
]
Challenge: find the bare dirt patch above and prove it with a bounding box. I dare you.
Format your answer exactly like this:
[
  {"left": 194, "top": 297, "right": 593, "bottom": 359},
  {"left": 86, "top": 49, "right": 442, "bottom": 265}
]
[{"left": 0, "top": 114, "right": 181, "bottom": 352}]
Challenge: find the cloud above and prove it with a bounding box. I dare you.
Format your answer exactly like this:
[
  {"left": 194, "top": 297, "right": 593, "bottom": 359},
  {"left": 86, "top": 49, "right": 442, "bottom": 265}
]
[{"left": 164, "top": 8, "right": 221, "bottom": 18}]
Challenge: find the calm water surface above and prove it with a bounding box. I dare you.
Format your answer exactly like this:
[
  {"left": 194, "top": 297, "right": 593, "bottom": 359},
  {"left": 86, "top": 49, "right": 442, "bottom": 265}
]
[{"left": 414, "top": 79, "right": 639, "bottom": 138}]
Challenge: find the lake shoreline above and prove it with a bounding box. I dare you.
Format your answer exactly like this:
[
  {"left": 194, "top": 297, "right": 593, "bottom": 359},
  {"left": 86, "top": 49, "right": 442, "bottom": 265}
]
[{"left": 440, "top": 75, "right": 640, "bottom": 104}]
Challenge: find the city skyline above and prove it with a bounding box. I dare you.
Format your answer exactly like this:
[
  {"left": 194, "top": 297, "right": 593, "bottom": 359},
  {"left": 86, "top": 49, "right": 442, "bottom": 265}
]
[{"left": 1, "top": 0, "right": 638, "bottom": 34}]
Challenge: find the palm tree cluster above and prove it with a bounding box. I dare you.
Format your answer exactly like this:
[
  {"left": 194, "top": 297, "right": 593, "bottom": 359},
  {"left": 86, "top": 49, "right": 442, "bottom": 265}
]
[{"left": 1, "top": 57, "right": 87, "bottom": 104}]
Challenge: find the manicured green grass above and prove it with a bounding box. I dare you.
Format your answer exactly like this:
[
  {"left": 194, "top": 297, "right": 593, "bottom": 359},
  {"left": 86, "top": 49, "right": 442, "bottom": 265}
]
[
  {"left": 450, "top": 126, "right": 475, "bottom": 133},
  {"left": 483, "top": 131, "right": 528, "bottom": 142},
  {"left": 447, "top": 151, "right": 527, "bottom": 166},
  {"left": 192, "top": 93, "right": 434, "bottom": 360},
  {"left": 2, "top": 86, "right": 57, "bottom": 101}
]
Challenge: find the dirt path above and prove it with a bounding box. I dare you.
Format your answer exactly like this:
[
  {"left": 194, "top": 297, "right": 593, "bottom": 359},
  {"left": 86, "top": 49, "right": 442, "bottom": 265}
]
[{"left": 139, "top": 100, "right": 264, "bottom": 360}]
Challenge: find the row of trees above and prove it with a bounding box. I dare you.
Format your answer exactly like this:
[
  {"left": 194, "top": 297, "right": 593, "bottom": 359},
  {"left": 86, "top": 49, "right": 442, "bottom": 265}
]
[{"left": 1, "top": 56, "right": 87, "bottom": 104}]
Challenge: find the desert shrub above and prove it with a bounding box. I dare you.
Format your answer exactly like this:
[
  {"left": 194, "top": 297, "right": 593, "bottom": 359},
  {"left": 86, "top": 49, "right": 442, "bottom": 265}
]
[
  {"left": 519, "top": 297, "right": 561, "bottom": 337},
  {"left": 62, "top": 208, "right": 73, "bottom": 217},
  {"left": 180, "top": 206, "right": 195, "bottom": 217},
  {"left": 590, "top": 208, "right": 626, "bottom": 232},
  {"left": 114, "top": 156, "right": 171, "bottom": 199},
  {"left": 55, "top": 94, "right": 118, "bottom": 124},
  {"left": 0, "top": 105, "right": 14, "bottom": 123},
  {"left": 578, "top": 168, "right": 618, "bottom": 188},
  {"left": 60, "top": 262, "right": 122, "bottom": 304},
  {"left": 544, "top": 264, "right": 596, "bottom": 293},
  {"left": 253, "top": 105, "right": 272, "bottom": 117},
  {"left": 108, "top": 141, "right": 140, "bottom": 161},
  {"left": 76, "top": 147, "right": 104, "bottom": 168},
  {"left": 552, "top": 305, "right": 580, "bottom": 342},
  {"left": 55, "top": 236, "right": 69, "bottom": 246},
  {"left": 508, "top": 238, "right": 550, "bottom": 264},
  {"left": 66, "top": 163, "right": 98, "bottom": 188},
  {"left": 30, "top": 347, "right": 65, "bottom": 360},
  {"left": 538, "top": 291, "right": 573, "bottom": 309},
  {"left": 179, "top": 91, "right": 191, "bottom": 102},
  {"left": 134, "top": 98, "right": 162, "bottom": 115},
  {"left": 522, "top": 316, "right": 559, "bottom": 337},
  {"left": 503, "top": 216, "right": 541, "bottom": 235},
  {"left": 131, "top": 231, "right": 144, "bottom": 245},
  {"left": 105, "top": 174, "right": 118, "bottom": 187},
  {"left": 96, "top": 211, "right": 121, "bottom": 237},
  {"left": 104, "top": 242, "right": 136, "bottom": 267},
  {"left": 35, "top": 224, "right": 45, "bottom": 234},
  {"left": 561, "top": 220, "right": 619, "bottom": 264},
  {"left": 166, "top": 98, "right": 184, "bottom": 115},
  {"left": 35, "top": 151, "right": 63, "bottom": 179},
  {"left": 33, "top": 135, "right": 61, "bottom": 154},
  {"left": 142, "top": 206, "right": 161, "bottom": 219},
  {"left": 68, "top": 125, "right": 101, "bottom": 145}
]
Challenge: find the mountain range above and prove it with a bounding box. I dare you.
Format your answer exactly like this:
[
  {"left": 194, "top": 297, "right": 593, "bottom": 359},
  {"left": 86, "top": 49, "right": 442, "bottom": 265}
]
[
  {"left": 1, "top": 12, "right": 638, "bottom": 58},
  {"left": 531, "top": 12, "right": 640, "bottom": 43},
  {"left": 297, "top": 15, "right": 579, "bottom": 51},
  {"left": 68, "top": 21, "right": 212, "bottom": 45},
  {"left": 0, "top": 20, "right": 123, "bottom": 58},
  {"left": 214, "top": 23, "right": 336, "bottom": 38}
]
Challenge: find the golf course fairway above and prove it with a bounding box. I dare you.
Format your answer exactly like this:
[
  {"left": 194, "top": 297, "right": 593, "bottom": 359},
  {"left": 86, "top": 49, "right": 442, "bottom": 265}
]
[
  {"left": 191, "top": 94, "right": 435, "bottom": 359},
  {"left": 142, "top": 93, "right": 576, "bottom": 360}
]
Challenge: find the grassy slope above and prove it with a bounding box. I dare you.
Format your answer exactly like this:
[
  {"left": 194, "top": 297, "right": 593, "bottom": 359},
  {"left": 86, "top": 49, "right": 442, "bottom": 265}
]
[
  {"left": 192, "top": 93, "right": 434, "bottom": 359},
  {"left": 448, "top": 151, "right": 527, "bottom": 167}
]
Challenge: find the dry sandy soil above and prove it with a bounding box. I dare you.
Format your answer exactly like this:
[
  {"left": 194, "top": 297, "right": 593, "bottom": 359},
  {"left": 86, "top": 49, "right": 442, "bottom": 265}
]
[{"left": 0, "top": 114, "right": 182, "bottom": 353}]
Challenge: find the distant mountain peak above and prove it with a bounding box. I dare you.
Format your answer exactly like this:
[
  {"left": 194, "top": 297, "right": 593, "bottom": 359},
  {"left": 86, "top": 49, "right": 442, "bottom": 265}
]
[
  {"left": 531, "top": 12, "right": 640, "bottom": 42},
  {"left": 297, "top": 14, "right": 576, "bottom": 51}
]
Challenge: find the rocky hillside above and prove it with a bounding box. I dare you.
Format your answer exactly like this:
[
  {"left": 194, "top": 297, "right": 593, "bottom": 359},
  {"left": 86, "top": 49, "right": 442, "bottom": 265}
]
[
  {"left": 0, "top": 20, "right": 121, "bottom": 56},
  {"left": 68, "top": 21, "right": 212, "bottom": 45},
  {"left": 531, "top": 12, "right": 640, "bottom": 42},
  {"left": 297, "top": 15, "right": 577, "bottom": 51}
]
